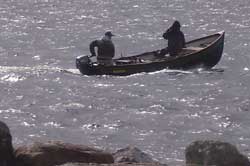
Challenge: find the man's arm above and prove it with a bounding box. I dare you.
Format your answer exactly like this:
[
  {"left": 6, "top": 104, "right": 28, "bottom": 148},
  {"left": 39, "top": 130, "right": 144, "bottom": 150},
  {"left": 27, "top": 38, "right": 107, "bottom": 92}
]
[
  {"left": 162, "top": 31, "right": 168, "bottom": 40},
  {"left": 163, "top": 27, "right": 172, "bottom": 40},
  {"left": 89, "top": 40, "right": 98, "bottom": 57}
]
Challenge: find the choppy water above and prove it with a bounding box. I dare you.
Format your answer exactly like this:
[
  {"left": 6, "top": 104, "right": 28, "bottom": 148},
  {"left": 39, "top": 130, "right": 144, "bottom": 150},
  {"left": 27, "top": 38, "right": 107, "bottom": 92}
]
[{"left": 1, "top": 0, "right": 250, "bottom": 165}]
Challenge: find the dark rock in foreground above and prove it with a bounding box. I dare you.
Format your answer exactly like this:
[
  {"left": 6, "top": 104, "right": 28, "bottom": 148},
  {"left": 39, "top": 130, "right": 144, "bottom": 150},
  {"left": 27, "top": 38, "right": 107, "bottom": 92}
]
[
  {"left": 58, "top": 146, "right": 167, "bottom": 166},
  {"left": 15, "top": 141, "right": 114, "bottom": 166},
  {"left": 0, "top": 120, "right": 15, "bottom": 166},
  {"left": 185, "top": 140, "right": 250, "bottom": 166},
  {"left": 58, "top": 163, "right": 166, "bottom": 166},
  {"left": 113, "top": 146, "right": 157, "bottom": 163}
]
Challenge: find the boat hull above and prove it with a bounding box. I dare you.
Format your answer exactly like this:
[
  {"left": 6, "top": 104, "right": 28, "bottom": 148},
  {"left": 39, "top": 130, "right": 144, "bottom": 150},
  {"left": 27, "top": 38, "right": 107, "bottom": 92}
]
[{"left": 76, "top": 31, "right": 225, "bottom": 76}]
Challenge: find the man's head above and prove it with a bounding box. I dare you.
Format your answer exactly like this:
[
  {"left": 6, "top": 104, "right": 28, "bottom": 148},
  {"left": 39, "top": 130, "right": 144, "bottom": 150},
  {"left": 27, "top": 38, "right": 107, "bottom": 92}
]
[
  {"left": 172, "top": 21, "right": 181, "bottom": 31},
  {"left": 105, "top": 31, "right": 115, "bottom": 38}
]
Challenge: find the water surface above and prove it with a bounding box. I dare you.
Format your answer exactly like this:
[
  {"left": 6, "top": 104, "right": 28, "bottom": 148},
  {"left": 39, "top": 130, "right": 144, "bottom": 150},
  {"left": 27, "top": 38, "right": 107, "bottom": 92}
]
[{"left": 1, "top": 0, "right": 250, "bottom": 165}]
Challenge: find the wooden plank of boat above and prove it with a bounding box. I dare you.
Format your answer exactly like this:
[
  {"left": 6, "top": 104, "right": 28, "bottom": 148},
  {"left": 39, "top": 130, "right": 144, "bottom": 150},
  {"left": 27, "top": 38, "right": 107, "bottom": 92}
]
[{"left": 76, "top": 31, "right": 225, "bottom": 76}]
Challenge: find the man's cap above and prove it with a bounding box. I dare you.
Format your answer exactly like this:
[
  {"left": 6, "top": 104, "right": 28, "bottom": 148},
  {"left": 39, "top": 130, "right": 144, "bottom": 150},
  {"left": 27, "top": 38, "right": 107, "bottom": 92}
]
[{"left": 105, "top": 31, "right": 115, "bottom": 37}]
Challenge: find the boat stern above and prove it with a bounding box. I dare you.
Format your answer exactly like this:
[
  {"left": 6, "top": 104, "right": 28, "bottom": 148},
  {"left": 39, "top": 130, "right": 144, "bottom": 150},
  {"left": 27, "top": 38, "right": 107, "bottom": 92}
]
[{"left": 76, "top": 55, "right": 91, "bottom": 75}]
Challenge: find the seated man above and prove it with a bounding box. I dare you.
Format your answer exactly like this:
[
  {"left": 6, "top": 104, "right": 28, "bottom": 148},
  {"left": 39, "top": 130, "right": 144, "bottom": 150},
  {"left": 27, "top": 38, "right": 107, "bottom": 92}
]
[
  {"left": 89, "top": 31, "right": 115, "bottom": 65},
  {"left": 161, "top": 21, "right": 186, "bottom": 57}
]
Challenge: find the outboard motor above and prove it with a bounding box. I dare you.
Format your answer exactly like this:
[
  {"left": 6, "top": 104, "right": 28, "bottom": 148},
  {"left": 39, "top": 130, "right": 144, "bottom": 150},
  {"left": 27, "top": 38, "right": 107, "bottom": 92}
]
[{"left": 76, "top": 55, "right": 91, "bottom": 75}]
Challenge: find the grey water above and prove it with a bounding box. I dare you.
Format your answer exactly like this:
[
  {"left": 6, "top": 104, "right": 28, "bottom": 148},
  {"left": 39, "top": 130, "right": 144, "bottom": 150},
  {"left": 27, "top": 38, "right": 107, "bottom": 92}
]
[{"left": 1, "top": 0, "right": 250, "bottom": 165}]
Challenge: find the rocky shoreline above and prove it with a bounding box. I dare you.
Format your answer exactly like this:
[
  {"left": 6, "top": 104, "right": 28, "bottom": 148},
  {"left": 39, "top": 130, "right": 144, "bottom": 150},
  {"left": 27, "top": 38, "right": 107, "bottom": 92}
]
[{"left": 1, "top": 120, "right": 250, "bottom": 166}]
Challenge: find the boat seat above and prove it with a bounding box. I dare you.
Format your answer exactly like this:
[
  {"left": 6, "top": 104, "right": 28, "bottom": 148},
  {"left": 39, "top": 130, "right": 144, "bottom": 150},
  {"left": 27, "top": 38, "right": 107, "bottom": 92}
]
[
  {"left": 180, "top": 46, "right": 203, "bottom": 55},
  {"left": 184, "top": 46, "right": 203, "bottom": 51}
]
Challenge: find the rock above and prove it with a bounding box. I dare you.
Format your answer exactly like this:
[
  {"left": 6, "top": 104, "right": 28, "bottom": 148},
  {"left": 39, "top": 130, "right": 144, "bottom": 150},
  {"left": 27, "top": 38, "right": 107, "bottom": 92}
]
[
  {"left": 15, "top": 141, "right": 114, "bottom": 166},
  {"left": 185, "top": 140, "right": 250, "bottom": 166},
  {"left": 58, "top": 163, "right": 166, "bottom": 166},
  {"left": 57, "top": 146, "right": 168, "bottom": 166},
  {"left": 113, "top": 146, "right": 158, "bottom": 163},
  {"left": 0, "top": 120, "right": 15, "bottom": 166}
]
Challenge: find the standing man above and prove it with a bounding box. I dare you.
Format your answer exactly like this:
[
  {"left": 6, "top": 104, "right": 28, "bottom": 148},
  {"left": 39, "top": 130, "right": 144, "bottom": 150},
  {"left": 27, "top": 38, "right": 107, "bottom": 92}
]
[
  {"left": 162, "top": 21, "right": 186, "bottom": 56},
  {"left": 89, "top": 31, "right": 115, "bottom": 65}
]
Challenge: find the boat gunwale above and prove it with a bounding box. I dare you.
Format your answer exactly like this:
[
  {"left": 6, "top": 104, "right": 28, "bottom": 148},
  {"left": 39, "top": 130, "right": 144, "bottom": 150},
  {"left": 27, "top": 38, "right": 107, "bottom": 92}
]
[
  {"left": 106, "top": 31, "right": 225, "bottom": 67},
  {"left": 167, "top": 31, "right": 225, "bottom": 61}
]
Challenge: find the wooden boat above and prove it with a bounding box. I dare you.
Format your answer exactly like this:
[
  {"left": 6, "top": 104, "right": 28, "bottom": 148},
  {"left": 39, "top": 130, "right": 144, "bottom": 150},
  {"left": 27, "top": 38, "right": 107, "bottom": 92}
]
[{"left": 76, "top": 31, "right": 225, "bottom": 76}]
